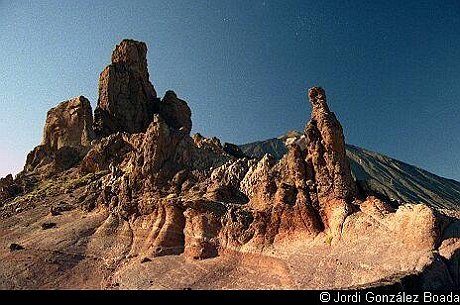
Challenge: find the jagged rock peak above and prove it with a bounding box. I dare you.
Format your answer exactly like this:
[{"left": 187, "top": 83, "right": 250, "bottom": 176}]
[
  {"left": 4, "top": 70, "right": 457, "bottom": 289},
  {"left": 0, "top": 174, "right": 21, "bottom": 201},
  {"left": 111, "top": 39, "right": 149, "bottom": 79},
  {"left": 304, "top": 86, "right": 356, "bottom": 233},
  {"left": 93, "top": 39, "right": 158, "bottom": 137},
  {"left": 308, "top": 86, "right": 331, "bottom": 117},
  {"left": 305, "top": 86, "right": 355, "bottom": 200},
  {"left": 159, "top": 90, "right": 192, "bottom": 134},
  {"left": 24, "top": 96, "right": 94, "bottom": 174},
  {"left": 42, "top": 96, "right": 94, "bottom": 150}
]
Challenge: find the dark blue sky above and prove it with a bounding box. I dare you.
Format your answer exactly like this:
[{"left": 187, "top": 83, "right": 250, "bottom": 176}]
[{"left": 1, "top": 0, "right": 459, "bottom": 180}]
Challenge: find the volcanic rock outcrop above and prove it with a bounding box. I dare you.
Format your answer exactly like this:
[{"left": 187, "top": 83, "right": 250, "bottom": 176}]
[
  {"left": 306, "top": 87, "right": 356, "bottom": 201},
  {"left": 93, "top": 39, "right": 158, "bottom": 137},
  {"left": 24, "top": 96, "right": 94, "bottom": 174},
  {"left": 1, "top": 39, "right": 458, "bottom": 290},
  {"left": 42, "top": 96, "right": 94, "bottom": 150},
  {"left": 304, "top": 87, "right": 356, "bottom": 235},
  {"left": 158, "top": 90, "right": 192, "bottom": 135},
  {"left": 0, "top": 174, "right": 21, "bottom": 201}
]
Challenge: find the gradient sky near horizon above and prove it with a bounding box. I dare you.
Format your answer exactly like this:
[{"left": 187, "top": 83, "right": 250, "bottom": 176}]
[{"left": 1, "top": 0, "right": 460, "bottom": 180}]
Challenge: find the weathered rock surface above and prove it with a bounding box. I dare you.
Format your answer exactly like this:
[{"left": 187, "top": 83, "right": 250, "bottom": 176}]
[
  {"left": 241, "top": 135, "right": 460, "bottom": 211},
  {"left": 24, "top": 96, "right": 94, "bottom": 175},
  {"left": 93, "top": 39, "right": 158, "bottom": 137},
  {"left": 1, "top": 40, "right": 458, "bottom": 290},
  {"left": 158, "top": 90, "right": 192, "bottom": 134},
  {"left": 79, "top": 132, "right": 134, "bottom": 174},
  {"left": 42, "top": 96, "right": 94, "bottom": 151},
  {"left": 306, "top": 87, "right": 356, "bottom": 201},
  {"left": 304, "top": 87, "right": 356, "bottom": 234},
  {"left": 0, "top": 174, "right": 21, "bottom": 202}
]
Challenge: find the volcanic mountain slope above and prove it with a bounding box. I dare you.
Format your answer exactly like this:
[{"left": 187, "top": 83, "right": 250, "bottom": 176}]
[
  {"left": 0, "top": 39, "right": 459, "bottom": 290},
  {"left": 241, "top": 134, "right": 460, "bottom": 211}
]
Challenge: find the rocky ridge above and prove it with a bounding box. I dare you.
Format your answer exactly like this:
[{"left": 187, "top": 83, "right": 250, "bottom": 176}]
[
  {"left": 0, "top": 39, "right": 458, "bottom": 289},
  {"left": 241, "top": 135, "right": 460, "bottom": 211}
]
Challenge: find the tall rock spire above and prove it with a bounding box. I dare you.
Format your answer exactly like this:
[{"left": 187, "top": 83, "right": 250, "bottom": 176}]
[
  {"left": 304, "top": 87, "right": 356, "bottom": 233},
  {"left": 305, "top": 87, "right": 356, "bottom": 202},
  {"left": 93, "top": 39, "right": 158, "bottom": 137},
  {"left": 111, "top": 39, "right": 150, "bottom": 80}
]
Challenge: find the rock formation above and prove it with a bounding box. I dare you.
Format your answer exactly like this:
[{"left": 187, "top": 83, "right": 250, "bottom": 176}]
[
  {"left": 223, "top": 142, "right": 246, "bottom": 158},
  {"left": 0, "top": 174, "right": 21, "bottom": 201},
  {"left": 305, "top": 87, "right": 356, "bottom": 202},
  {"left": 24, "top": 96, "right": 94, "bottom": 174},
  {"left": 241, "top": 135, "right": 460, "bottom": 212},
  {"left": 93, "top": 39, "right": 158, "bottom": 137},
  {"left": 304, "top": 87, "right": 356, "bottom": 234},
  {"left": 158, "top": 90, "right": 192, "bottom": 135},
  {"left": 42, "top": 96, "right": 94, "bottom": 150},
  {"left": 0, "top": 39, "right": 458, "bottom": 290}
]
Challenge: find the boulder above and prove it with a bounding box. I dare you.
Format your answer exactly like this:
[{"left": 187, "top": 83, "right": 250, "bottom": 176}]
[{"left": 158, "top": 90, "right": 192, "bottom": 134}]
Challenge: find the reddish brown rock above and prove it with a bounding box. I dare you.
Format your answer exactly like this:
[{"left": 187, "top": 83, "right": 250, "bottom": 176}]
[
  {"left": 0, "top": 174, "right": 22, "bottom": 202},
  {"left": 242, "top": 143, "right": 324, "bottom": 240},
  {"left": 111, "top": 39, "right": 151, "bottom": 79},
  {"left": 305, "top": 87, "right": 355, "bottom": 202},
  {"left": 79, "top": 133, "right": 134, "bottom": 174},
  {"left": 145, "top": 201, "right": 186, "bottom": 257},
  {"left": 125, "top": 199, "right": 187, "bottom": 259},
  {"left": 304, "top": 87, "right": 356, "bottom": 234},
  {"left": 93, "top": 39, "right": 158, "bottom": 137},
  {"left": 158, "top": 90, "right": 192, "bottom": 134},
  {"left": 183, "top": 204, "right": 221, "bottom": 260},
  {"left": 133, "top": 114, "right": 188, "bottom": 186},
  {"left": 3, "top": 38, "right": 457, "bottom": 290}
]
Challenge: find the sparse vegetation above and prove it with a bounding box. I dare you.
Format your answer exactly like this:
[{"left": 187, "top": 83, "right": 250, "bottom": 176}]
[
  {"left": 62, "top": 173, "right": 94, "bottom": 190},
  {"left": 325, "top": 234, "right": 333, "bottom": 246}
]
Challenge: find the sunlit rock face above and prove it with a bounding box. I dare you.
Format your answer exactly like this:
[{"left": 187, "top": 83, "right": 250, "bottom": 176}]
[
  {"left": 24, "top": 96, "right": 94, "bottom": 174},
  {"left": 304, "top": 87, "right": 356, "bottom": 234},
  {"left": 42, "top": 96, "right": 94, "bottom": 151}
]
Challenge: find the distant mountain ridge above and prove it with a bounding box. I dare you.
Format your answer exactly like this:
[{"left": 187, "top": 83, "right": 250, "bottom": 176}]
[{"left": 240, "top": 131, "right": 460, "bottom": 211}]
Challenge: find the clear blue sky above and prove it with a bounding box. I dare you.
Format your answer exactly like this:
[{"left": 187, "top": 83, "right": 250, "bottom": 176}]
[{"left": 1, "top": 0, "right": 459, "bottom": 180}]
